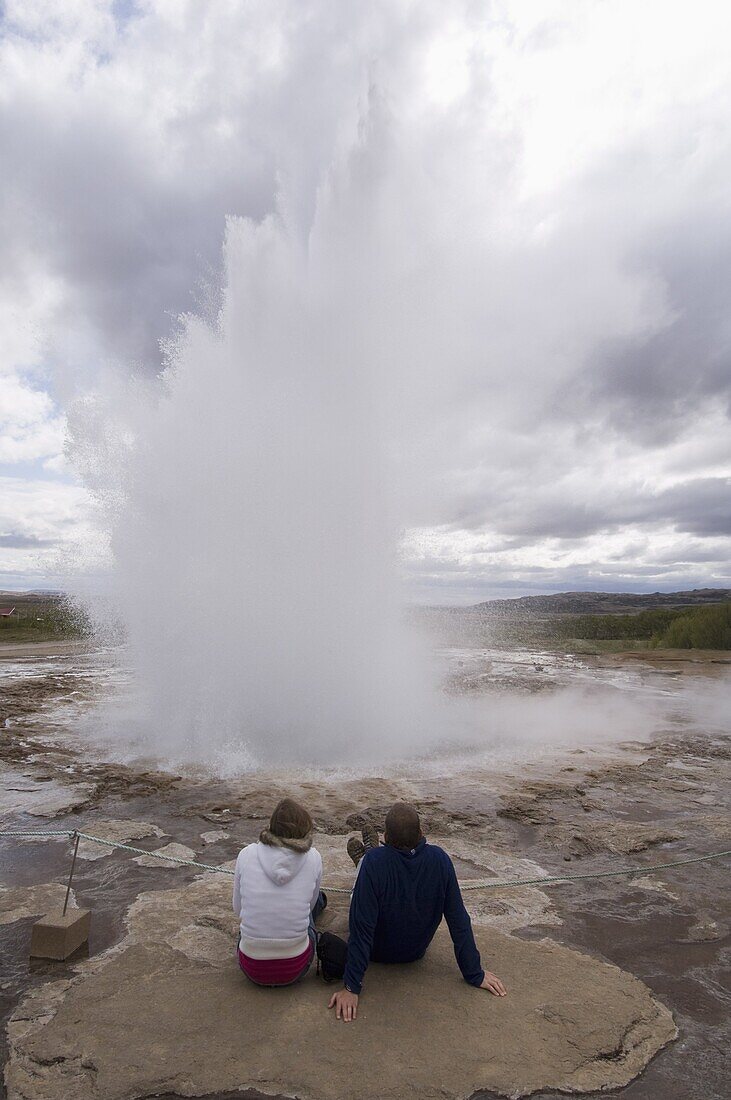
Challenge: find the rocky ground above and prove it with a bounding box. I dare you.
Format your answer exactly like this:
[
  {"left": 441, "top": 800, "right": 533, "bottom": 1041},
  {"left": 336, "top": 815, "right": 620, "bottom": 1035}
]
[{"left": 1, "top": 644, "right": 729, "bottom": 1099}]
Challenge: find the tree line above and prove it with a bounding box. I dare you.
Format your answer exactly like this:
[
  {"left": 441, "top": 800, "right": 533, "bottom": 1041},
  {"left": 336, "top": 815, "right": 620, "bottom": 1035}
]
[{"left": 548, "top": 603, "right": 731, "bottom": 649}]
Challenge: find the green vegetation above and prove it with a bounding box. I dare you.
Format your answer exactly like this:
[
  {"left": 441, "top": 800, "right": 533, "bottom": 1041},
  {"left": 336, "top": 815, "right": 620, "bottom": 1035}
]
[
  {"left": 419, "top": 595, "right": 731, "bottom": 653},
  {"left": 550, "top": 608, "right": 681, "bottom": 641},
  {"left": 655, "top": 603, "right": 731, "bottom": 650},
  {"left": 0, "top": 596, "right": 89, "bottom": 643},
  {"left": 547, "top": 603, "right": 731, "bottom": 650}
]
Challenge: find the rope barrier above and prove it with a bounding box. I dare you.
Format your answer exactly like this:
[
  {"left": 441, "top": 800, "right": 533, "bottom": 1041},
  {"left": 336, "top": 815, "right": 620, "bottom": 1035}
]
[
  {"left": 456, "top": 848, "right": 731, "bottom": 891},
  {"left": 2, "top": 828, "right": 729, "bottom": 893},
  {"left": 0, "top": 830, "right": 234, "bottom": 873}
]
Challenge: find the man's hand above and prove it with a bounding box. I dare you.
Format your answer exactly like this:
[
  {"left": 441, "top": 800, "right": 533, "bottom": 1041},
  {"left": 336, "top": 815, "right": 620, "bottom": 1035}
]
[
  {"left": 328, "top": 988, "right": 359, "bottom": 1021},
  {"left": 480, "top": 971, "right": 507, "bottom": 996}
]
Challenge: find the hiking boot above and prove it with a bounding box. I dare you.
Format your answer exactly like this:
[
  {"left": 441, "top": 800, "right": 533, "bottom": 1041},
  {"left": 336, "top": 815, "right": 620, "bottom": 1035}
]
[
  {"left": 361, "top": 824, "right": 380, "bottom": 851},
  {"left": 347, "top": 836, "right": 365, "bottom": 867}
]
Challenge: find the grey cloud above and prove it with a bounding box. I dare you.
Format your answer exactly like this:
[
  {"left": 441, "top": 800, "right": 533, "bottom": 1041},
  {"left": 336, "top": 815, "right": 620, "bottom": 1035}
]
[
  {"left": 0, "top": 3, "right": 405, "bottom": 374},
  {"left": 647, "top": 478, "right": 731, "bottom": 537},
  {"left": 496, "top": 502, "right": 608, "bottom": 541},
  {"left": 0, "top": 81, "right": 272, "bottom": 372},
  {"left": 653, "top": 539, "right": 731, "bottom": 565},
  {"left": 451, "top": 477, "right": 731, "bottom": 543},
  {"left": 564, "top": 170, "right": 731, "bottom": 446},
  {"left": 0, "top": 533, "right": 57, "bottom": 548}
]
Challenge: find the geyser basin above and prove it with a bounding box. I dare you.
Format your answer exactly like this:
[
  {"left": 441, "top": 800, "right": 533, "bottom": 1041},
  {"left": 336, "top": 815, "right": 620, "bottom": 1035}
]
[{"left": 36, "top": 637, "right": 731, "bottom": 777}]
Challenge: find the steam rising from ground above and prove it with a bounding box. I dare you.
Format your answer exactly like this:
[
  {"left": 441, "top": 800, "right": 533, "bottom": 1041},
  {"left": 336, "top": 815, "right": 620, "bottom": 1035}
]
[{"left": 70, "top": 98, "right": 457, "bottom": 766}]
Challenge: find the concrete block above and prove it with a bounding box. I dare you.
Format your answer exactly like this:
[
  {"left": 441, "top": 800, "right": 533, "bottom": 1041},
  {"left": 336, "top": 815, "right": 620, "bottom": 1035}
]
[{"left": 30, "top": 909, "right": 91, "bottom": 960}]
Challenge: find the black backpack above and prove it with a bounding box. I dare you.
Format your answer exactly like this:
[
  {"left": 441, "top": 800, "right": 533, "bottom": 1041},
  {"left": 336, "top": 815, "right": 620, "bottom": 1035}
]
[{"left": 316, "top": 931, "right": 348, "bottom": 982}]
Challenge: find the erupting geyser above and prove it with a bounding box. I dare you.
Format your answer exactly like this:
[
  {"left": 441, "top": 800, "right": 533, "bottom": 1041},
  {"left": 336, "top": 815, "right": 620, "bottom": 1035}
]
[{"left": 69, "top": 116, "right": 443, "bottom": 769}]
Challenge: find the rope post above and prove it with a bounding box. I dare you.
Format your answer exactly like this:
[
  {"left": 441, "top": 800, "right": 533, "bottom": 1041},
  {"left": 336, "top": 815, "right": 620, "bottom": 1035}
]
[
  {"left": 29, "top": 829, "right": 91, "bottom": 960},
  {"left": 62, "top": 831, "right": 80, "bottom": 916}
]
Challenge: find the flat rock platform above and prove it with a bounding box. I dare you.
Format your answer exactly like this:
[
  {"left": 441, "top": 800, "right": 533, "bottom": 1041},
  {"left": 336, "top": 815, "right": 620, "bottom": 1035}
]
[{"left": 5, "top": 872, "right": 676, "bottom": 1100}]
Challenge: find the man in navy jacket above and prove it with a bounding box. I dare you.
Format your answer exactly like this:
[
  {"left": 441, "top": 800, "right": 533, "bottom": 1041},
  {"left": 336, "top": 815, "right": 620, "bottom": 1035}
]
[{"left": 328, "top": 802, "right": 507, "bottom": 1021}]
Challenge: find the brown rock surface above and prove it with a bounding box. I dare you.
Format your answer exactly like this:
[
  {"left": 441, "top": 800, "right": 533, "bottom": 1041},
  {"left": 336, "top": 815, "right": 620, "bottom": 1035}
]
[
  {"left": 5, "top": 871, "right": 676, "bottom": 1100},
  {"left": 131, "top": 841, "right": 196, "bottom": 868},
  {"left": 0, "top": 884, "right": 78, "bottom": 926},
  {"left": 76, "top": 819, "right": 165, "bottom": 860},
  {"left": 545, "top": 820, "right": 680, "bottom": 856}
]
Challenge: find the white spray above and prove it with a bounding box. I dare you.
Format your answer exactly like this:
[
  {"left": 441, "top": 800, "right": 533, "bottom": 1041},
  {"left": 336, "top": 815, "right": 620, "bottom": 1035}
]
[{"left": 68, "top": 104, "right": 456, "bottom": 768}]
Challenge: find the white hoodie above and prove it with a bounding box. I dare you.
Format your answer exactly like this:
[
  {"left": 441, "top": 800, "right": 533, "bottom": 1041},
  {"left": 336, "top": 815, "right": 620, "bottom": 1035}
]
[{"left": 233, "top": 841, "right": 323, "bottom": 959}]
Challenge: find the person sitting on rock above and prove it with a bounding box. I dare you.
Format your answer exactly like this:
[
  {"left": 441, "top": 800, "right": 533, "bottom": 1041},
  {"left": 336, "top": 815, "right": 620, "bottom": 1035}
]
[
  {"left": 328, "top": 801, "right": 506, "bottom": 1021},
  {"left": 233, "top": 797, "right": 326, "bottom": 986}
]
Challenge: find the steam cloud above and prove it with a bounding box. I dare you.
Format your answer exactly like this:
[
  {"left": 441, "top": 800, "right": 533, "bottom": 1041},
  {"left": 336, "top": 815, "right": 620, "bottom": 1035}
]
[{"left": 69, "top": 96, "right": 462, "bottom": 765}]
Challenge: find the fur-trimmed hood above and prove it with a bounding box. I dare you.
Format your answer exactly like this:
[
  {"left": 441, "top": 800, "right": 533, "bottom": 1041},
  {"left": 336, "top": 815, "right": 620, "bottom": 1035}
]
[{"left": 259, "top": 828, "right": 313, "bottom": 853}]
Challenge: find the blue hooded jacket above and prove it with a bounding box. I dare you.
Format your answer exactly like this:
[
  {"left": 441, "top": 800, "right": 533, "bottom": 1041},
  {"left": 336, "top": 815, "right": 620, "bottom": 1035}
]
[{"left": 343, "top": 838, "right": 485, "bottom": 995}]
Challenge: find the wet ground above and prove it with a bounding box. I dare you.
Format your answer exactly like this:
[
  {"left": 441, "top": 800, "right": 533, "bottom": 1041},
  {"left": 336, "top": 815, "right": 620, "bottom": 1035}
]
[{"left": 1, "top": 641, "right": 729, "bottom": 1099}]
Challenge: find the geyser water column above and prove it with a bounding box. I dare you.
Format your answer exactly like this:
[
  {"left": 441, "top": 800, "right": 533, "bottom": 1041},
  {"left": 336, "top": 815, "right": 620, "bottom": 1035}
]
[{"left": 81, "top": 192, "right": 437, "bottom": 768}]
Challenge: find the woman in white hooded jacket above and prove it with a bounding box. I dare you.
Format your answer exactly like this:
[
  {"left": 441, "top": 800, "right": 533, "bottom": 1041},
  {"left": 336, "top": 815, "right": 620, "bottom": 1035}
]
[{"left": 233, "top": 798, "right": 325, "bottom": 986}]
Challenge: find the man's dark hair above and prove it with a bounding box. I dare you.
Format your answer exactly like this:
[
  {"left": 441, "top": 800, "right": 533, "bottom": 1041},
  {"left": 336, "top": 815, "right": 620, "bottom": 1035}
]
[
  {"left": 269, "top": 798, "right": 313, "bottom": 840},
  {"left": 384, "top": 802, "right": 422, "bottom": 850}
]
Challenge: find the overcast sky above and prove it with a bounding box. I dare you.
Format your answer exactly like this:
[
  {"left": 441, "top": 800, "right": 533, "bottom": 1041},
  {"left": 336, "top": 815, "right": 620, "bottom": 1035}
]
[{"left": 1, "top": 0, "right": 730, "bottom": 603}]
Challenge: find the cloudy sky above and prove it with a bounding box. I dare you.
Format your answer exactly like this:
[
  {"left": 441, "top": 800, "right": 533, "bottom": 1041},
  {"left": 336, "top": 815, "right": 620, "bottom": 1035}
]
[{"left": 1, "top": 0, "right": 730, "bottom": 603}]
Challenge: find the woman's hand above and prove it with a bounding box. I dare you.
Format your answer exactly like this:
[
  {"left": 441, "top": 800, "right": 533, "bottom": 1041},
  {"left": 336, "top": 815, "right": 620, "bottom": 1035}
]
[
  {"left": 480, "top": 971, "right": 507, "bottom": 996},
  {"left": 328, "top": 988, "right": 359, "bottom": 1021}
]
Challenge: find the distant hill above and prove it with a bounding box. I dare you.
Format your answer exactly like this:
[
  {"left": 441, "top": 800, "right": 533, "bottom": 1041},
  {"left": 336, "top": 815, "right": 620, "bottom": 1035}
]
[
  {"left": 0, "top": 590, "right": 62, "bottom": 602},
  {"left": 471, "top": 588, "right": 731, "bottom": 616}
]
